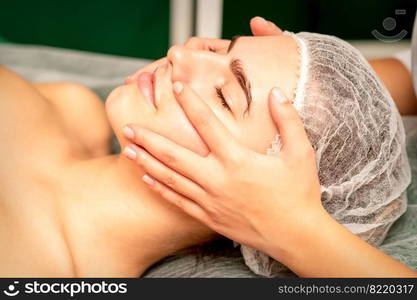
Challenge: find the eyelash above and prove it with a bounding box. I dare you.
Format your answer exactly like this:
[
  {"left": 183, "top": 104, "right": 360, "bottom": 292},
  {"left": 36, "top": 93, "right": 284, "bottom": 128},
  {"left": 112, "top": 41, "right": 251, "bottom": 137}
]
[
  {"left": 215, "top": 86, "right": 231, "bottom": 111},
  {"left": 207, "top": 47, "right": 230, "bottom": 111}
]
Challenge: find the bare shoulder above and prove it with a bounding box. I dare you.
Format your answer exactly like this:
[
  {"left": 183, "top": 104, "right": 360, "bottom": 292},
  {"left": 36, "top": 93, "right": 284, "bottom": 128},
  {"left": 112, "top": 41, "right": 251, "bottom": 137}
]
[{"left": 33, "top": 82, "right": 112, "bottom": 157}]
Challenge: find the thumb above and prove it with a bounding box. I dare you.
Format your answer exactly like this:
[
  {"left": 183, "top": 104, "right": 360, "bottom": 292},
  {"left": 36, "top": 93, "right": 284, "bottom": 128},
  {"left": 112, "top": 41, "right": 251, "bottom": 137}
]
[
  {"left": 268, "top": 87, "right": 311, "bottom": 155},
  {"left": 250, "top": 16, "right": 283, "bottom": 36}
]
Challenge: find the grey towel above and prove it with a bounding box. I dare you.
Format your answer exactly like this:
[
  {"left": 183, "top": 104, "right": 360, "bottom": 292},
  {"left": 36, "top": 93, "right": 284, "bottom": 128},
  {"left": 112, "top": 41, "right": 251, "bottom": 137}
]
[{"left": 1, "top": 43, "right": 416, "bottom": 277}]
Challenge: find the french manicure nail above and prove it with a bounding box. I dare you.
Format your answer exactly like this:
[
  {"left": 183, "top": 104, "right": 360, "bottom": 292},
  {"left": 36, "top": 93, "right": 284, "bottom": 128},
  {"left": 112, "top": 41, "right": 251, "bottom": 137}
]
[
  {"left": 272, "top": 87, "right": 288, "bottom": 104},
  {"left": 142, "top": 174, "right": 155, "bottom": 185},
  {"left": 123, "top": 126, "right": 134, "bottom": 139},
  {"left": 123, "top": 146, "right": 137, "bottom": 160},
  {"left": 173, "top": 81, "right": 183, "bottom": 94}
]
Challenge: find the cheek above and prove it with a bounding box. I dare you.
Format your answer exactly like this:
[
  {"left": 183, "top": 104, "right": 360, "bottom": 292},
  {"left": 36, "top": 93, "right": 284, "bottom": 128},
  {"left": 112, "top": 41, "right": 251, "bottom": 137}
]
[
  {"left": 236, "top": 107, "right": 278, "bottom": 154},
  {"left": 238, "top": 124, "right": 277, "bottom": 154},
  {"left": 155, "top": 106, "right": 209, "bottom": 156},
  {"left": 105, "top": 85, "right": 209, "bottom": 156},
  {"left": 105, "top": 85, "right": 146, "bottom": 145}
]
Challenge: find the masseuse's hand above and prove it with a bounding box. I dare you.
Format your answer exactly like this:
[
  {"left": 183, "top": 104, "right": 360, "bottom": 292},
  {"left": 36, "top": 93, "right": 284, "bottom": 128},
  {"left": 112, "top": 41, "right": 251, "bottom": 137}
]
[
  {"left": 249, "top": 16, "right": 283, "bottom": 36},
  {"left": 122, "top": 84, "right": 417, "bottom": 277},
  {"left": 122, "top": 82, "right": 323, "bottom": 256}
]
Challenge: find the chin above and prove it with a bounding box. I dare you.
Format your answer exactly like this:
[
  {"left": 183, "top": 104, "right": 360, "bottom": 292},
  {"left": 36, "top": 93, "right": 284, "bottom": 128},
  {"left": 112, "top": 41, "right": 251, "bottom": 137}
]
[
  {"left": 105, "top": 86, "right": 126, "bottom": 129},
  {"left": 105, "top": 84, "right": 144, "bottom": 144}
]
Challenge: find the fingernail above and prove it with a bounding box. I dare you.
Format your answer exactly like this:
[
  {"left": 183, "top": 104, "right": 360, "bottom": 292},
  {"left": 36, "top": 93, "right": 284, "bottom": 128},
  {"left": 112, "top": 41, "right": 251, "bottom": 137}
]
[
  {"left": 123, "top": 145, "right": 137, "bottom": 160},
  {"left": 272, "top": 87, "right": 288, "bottom": 104},
  {"left": 123, "top": 126, "right": 135, "bottom": 139},
  {"left": 142, "top": 174, "right": 155, "bottom": 186},
  {"left": 173, "top": 81, "right": 183, "bottom": 94},
  {"left": 256, "top": 16, "right": 267, "bottom": 25}
]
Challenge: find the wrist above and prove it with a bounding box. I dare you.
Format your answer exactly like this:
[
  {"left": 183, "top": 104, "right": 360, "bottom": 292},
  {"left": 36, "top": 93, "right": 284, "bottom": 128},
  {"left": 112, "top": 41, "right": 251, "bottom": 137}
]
[{"left": 263, "top": 205, "right": 335, "bottom": 269}]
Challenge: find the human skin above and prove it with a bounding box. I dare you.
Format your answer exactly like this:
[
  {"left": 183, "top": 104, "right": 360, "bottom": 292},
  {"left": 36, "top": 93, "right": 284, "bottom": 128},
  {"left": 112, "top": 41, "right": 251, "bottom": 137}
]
[
  {"left": 250, "top": 16, "right": 417, "bottom": 115},
  {"left": 0, "top": 32, "right": 300, "bottom": 277},
  {"left": 116, "top": 34, "right": 299, "bottom": 157},
  {"left": 0, "top": 66, "right": 215, "bottom": 277},
  {"left": 124, "top": 83, "right": 417, "bottom": 277},
  {"left": 122, "top": 17, "right": 417, "bottom": 277},
  {"left": 369, "top": 58, "right": 417, "bottom": 115}
]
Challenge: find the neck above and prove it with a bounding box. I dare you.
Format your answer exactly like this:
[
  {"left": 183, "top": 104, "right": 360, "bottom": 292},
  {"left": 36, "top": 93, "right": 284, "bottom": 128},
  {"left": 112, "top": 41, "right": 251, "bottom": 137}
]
[{"left": 60, "top": 153, "right": 215, "bottom": 277}]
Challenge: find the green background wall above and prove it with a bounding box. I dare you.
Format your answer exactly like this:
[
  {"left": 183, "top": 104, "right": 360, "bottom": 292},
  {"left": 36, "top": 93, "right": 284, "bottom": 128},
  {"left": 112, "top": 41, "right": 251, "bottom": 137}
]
[
  {"left": 222, "top": 0, "right": 416, "bottom": 39},
  {"left": 0, "top": 0, "right": 415, "bottom": 60},
  {"left": 0, "top": 0, "right": 170, "bottom": 59}
]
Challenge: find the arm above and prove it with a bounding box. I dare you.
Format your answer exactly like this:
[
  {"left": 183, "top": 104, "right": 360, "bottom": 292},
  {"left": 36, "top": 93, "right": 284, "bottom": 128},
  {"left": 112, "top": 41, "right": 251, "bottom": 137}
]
[
  {"left": 369, "top": 57, "right": 417, "bottom": 115},
  {"left": 122, "top": 82, "right": 417, "bottom": 277},
  {"left": 270, "top": 208, "right": 417, "bottom": 277}
]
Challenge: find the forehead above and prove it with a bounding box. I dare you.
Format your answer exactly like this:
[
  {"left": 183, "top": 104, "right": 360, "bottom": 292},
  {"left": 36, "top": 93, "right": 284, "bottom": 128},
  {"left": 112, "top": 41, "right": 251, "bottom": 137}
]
[{"left": 232, "top": 35, "right": 299, "bottom": 105}]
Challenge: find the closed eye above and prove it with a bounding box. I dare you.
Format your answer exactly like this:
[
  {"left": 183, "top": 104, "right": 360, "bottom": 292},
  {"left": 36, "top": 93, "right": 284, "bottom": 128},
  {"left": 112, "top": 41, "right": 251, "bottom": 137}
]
[{"left": 215, "top": 86, "right": 231, "bottom": 111}]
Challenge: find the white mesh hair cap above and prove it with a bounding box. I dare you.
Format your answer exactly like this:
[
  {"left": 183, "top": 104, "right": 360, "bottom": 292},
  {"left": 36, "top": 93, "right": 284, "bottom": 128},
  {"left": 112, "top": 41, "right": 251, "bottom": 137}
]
[{"left": 240, "top": 32, "right": 412, "bottom": 277}]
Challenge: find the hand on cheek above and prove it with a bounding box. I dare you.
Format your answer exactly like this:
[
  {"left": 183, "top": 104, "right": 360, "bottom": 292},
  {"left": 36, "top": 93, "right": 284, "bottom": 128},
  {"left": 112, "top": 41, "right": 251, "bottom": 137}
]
[{"left": 121, "top": 82, "right": 323, "bottom": 262}]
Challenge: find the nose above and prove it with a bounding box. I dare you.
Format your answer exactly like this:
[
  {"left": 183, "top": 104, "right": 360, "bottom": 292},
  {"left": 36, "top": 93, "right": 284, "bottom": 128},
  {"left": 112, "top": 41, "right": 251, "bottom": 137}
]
[
  {"left": 167, "top": 45, "right": 226, "bottom": 83},
  {"left": 167, "top": 45, "right": 186, "bottom": 62},
  {"left": 167, "top": 45, "right": 194, "bottom": 83}
]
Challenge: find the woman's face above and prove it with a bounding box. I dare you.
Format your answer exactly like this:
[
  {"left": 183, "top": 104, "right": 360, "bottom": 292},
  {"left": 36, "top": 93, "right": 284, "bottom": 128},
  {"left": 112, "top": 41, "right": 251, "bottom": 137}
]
[{"left": 106, "top": 35, "right": 299, "bottom": 156}]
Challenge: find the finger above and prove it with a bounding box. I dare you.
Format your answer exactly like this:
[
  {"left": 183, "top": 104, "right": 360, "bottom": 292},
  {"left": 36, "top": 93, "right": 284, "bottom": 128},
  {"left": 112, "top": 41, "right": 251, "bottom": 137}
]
[
  {"left": 123, "top": 143, "right": 208, "bottom": 201},
  {"left": 183, "top": 37, "right": 230, "bottom": 53},
  {"left": 122, "top": 125, "right": 210, "bottom": 185},
  {"left": 268, "top": 87, "right": 312, "bottom": 155},
  {"left": 250, "top": 16, "right": 283, "bottom": 36},
  {"left": 142, "top": 174, "right": 212, "bottom": 226},
  {"left": 172, "top": 81, "right": 241, "bottom": 159}
]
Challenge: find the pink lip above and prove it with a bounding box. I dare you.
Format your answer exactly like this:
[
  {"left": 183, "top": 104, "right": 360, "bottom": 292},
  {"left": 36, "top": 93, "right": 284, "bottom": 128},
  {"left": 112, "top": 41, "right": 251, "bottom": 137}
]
[{"left": 135, "top": 70, "right": 156, "bottom": 107}]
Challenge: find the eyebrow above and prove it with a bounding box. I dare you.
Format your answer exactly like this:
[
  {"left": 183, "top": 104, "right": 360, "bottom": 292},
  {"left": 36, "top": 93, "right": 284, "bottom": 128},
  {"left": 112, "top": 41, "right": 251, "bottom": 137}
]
[{"left": 226, "top": 36, "right": 252, "bottom": 113}]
